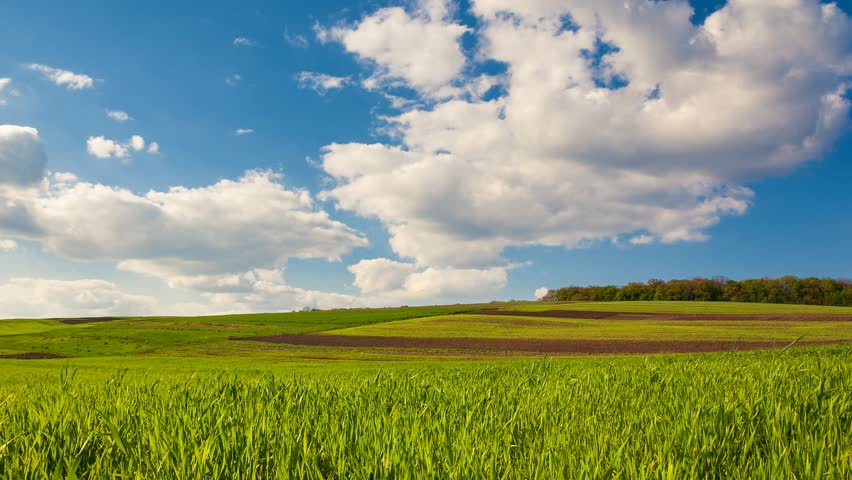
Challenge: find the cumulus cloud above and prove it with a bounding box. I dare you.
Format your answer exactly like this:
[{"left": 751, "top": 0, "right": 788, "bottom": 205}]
[
  {"left": 233, "top": 36, "right": 257, "bottom": 47},
  {"left": 2, "top": 170, "right": 367, "bottom": 285},
  {"left": 295, "top": 72, "right": 350, "bottom": 94},
  {"left": 0, "top": 278, "right": 157, "bottom": 319},
  {"left": 86, "top": 136, "right": 129, "bottom": 159},
  {"left": 318, "top": 0, "right": 851, "bottom": 269},
  {"left": 534, "top": 287, "right": 550, "bottom": 300},
  {"left": 225, "top": 74, "right": 241, "bottom": 87},
  {"left": 129, "top": 135, "right": 145, "bottom": 151},
  {"left": 318, "top": 0, "right": 469, "bottom": 95},
  {"left": 0, "top": 125, "right": 47, "bottom": 186},
  {"left": 87, "top": 135, "right": 157, "bottom": 160},
  {"left": 189, "top": 259, "right": 508, "bottom": 313},
  {"left": 235, "top": 128, "right": 254, "bottom": 136},
  {"left": 106, "top": 110, "right": 130, "bottom": 122},
  {"left": 28, "top": 64, "right": 94, "bottom": 90},
  {"left": 0, "top": 239, "right": 17, "bottom": 252},
  {"left": 348, "top": 258, "right": 508, "bottom": 302}
]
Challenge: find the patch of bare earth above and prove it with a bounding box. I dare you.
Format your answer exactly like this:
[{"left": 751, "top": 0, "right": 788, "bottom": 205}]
[
  {"left": 471, "top": 310, "right": 852, "bottom": 322},
  {"left": 56, "top": 317, "right": 119, "bottom": 325},
  {"left": 232, "top": 334, "right": 847, "bottom": 355},
  {"left": 0, "top": 352, "right": 65, "bottom": 360}
]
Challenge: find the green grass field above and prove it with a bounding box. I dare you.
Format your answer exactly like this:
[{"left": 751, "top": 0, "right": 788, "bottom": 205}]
[
  {"left": 1, "top": 301, "right": 851, "bottom": 478},
  {"left": 504, "top": 301, "right": 852, "bottom": 314},
  {"left": 329, "top": 314, "right": 852, "bottom": 341}
]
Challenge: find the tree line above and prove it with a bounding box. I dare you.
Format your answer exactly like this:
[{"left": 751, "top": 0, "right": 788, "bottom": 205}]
[{"left": 539, "top": 276, "right": 852, "bottom": 306}]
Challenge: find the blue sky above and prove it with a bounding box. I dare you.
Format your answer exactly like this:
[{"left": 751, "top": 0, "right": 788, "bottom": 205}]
[{"left": 0, "top": 0, "right": 850, "bottom": 316}]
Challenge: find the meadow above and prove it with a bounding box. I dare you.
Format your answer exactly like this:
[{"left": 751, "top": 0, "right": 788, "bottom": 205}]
[{"left": 1, "top": 301, "right": 851, "bottom": 478}]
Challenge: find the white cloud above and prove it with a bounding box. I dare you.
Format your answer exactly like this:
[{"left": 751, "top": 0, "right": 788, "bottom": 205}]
[
  {"left": 106, "top": 110, "right": 130, "bottom": 122},
  {"left": 233, "top": 37, "right": 257, "bottom": 47},
  {"left": 0, "top": 78, "right": 10, "bottom": 106},
  {"left": 87, "top": 136, "right": 129, "bottom": 159},
  {"left": 534, "top": 287, "right": 550, "bottom": 300},
  {"left": 320, "top": 0, "right": 469, "bottom": 95},
  {"left": 0, "top": 125, "right": 47, "bottom": 186},
  {"left": 295, "top": 72, "right": 349, "bottom": 94},
  {"left": 0, "top": 278, "right": 157, "bottom": 319},
  {"left": 188, "top": 258, "right": 509, "bottom": 313},
  {"left": 318, "top": 0, "right": 851, "bottom": 269},
  {"left": 348, "top": 258, "right": 508, "bottom": 303},
  {"left": 28, "top": 64, "right": 94, "bottom": 90},
  {"left": 235, "top": 128, "right": 254, "bottom": 136},
  {"left": 284, "top": 29, "right": 309, "bottom": 47},
  {"left": 167, "top": 268, "right": 366, "bottom": 314},
  {"left": 2, "top": 171, "right": 367, "bottom": 286},
  {"left": 87, "top": 135, "right": 157, "bottom": 160},
  {"left": 629, "top": 234, "right": 655, "bottom": 245},
  {"left": 129, "top": 135, "right": 145, "bottom": 151},
  {"left": 225, "top": 74, "right": 241, "bottom": 87},
  {"left": 0, "top": 239, "right": 17, "bottom": 252}
]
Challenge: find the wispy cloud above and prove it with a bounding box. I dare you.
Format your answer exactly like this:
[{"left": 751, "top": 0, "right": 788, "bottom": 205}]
[
  {"left": 0, "top": 78, "right": 9, "bottom": 106},
  {"left": 28, "top": 64, "right": 94, "bottom": 90},
  {"left": 284, "top": 29, "right": 309, "bottom": 48},
  {"left": 296, "top": 71, "right": 349, "bottom": 95},
  {"left": 233, "top": 37, "right": 256, "bottom": 47},
  {"left": 0, "top": 239, "right": 17, "bottom": 252},
  {"left": 235, "top": 129, "right": 255, "bottom": 136},
  {"left": 225, "top": 74, "right": 241, "bottom": 87},
  {"left": 106, "top": 110, "right": 131, "bottom": 122}
]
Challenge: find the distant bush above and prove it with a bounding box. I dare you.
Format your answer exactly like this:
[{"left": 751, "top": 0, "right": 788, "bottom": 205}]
[{"left": 541, "top": 276, "right": 852, "bottom": 306}]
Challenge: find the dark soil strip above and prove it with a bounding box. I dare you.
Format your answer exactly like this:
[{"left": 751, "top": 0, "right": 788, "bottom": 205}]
[
  {"left": 471, "top": 310, "right": 852, "bottom": 322},
  {"left": 232, "top": 334, "right": 846, "bottom": 354},
  {"left": 56, "top": 317, "right": 119, "bottom": 325},
  {"left": 0, "top": 352, "right": 66, "bottom": 360}
]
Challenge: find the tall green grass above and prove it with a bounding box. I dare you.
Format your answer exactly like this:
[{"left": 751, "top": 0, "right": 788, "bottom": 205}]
[{"left": 1, "top": 346, "right": 850, "bottom": 479}]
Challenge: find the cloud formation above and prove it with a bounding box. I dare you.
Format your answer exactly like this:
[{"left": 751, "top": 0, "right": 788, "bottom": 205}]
[
  {"left": 87, "top": 135, "right": 158, "bottom": 160},
  {"left": 295, "top": 72, "right": 349, "bottom": 94},
  {"left": 0, "top": 239, "right": 17, "bottom": 252},
  {"left": 318, "top": 0, "right": 851, "bottom": 268},
  {"left": 28, "top": 64, "right": 94, "bottom": 90},
  {"left": 0, "top": 125, "right": 48, "bottom": 186},
  {"left": 106, "top": 110, "right": 130, "bottom": 122},
  {"left": 0, "top": 278, "right": 157, "bottom": 318},
  {"left": 0, "top": 78, "right": 10, "bottom": 106},
  {"left": 0, "top": 145, "right": 368, "bottom": 288},
  {"left": 233, "top": 37, "right": 257, "bottom": 47},
  {"left": 320, "top": 1, "right": 469, "bottom": 96}
]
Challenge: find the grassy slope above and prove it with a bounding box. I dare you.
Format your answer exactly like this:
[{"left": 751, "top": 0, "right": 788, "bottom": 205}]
[
  {"left": 0, "top": 346, "right": 849, "bottom": 478},
  {"left": 2, "top": 301, "right": 851, "bottom": 370},
  {"left": 505, "top": 301, "right": 852, "bottom": 314},
  {"left": 0, "top": 305, "right": 483, "bottom": 358},
  {"left": 329, "top": 314, "right": 852, "bottom": 342}
]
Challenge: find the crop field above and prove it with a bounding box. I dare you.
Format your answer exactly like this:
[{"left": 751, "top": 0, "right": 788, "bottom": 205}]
[{"left": 1, "top": 301, "right": 851, "bottom": 478}]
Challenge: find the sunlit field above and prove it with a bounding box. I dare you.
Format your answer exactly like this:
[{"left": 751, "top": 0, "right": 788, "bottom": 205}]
[{"left": 2, "top": 301, "right": 851, "bottom": 478}]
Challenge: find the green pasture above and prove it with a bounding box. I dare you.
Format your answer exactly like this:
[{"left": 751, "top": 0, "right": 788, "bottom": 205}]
[
  {"left": 0, "top": 346, "right": 849, "bottom": 479},
  {"left": 0, "top": 304, "right": 483, "bottom": 359},
  {"left": 329, "top": 314, "right": 852, "bottom": 342},
  {"left": 504, "top": 301, "right": 852, "bottom": 314}
]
